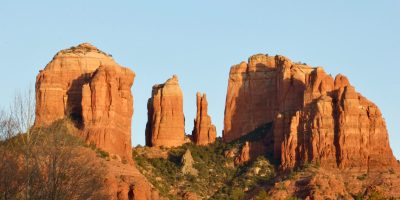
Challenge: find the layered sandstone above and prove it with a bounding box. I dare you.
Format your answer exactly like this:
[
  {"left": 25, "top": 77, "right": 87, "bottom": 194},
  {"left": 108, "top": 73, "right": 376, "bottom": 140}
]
[
  {"left": 224, "top": 54, "right": 397, "bottom": 171},
  {"left": 35, "top": 43, "right": 135, "bottom": 160},
  {"left": 35, "top": 43, "right": 116, "bottom": 125},
  {"left": 192, "top": 92, "right": 216, "bottom": 145},
  {"left": 81, "top": 65, "right": 134, "bottom": 161},
  {"left": 145, "top": 75, "right": 185, "bottom": 147}
]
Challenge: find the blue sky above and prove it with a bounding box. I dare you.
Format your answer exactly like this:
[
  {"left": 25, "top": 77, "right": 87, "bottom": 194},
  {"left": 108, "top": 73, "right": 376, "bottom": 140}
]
[{"left": 0, "top": 1, "right": 399, "bottom": 159}]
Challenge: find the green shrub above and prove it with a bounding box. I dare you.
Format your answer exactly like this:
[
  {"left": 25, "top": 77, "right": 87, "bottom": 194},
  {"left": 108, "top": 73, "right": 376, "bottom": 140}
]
[
  {"left": 232, "top": 188, "right": 245, "bottom": 200},
  {"left": 357, "top": 173, "right": 367, "bottom": 180},
  {"left": 285, "top": 196, "right": 299, "bottom": 200},
  {"left": 254, "top": 190, "right": 269, "bottom": 200},
  {"left": 132, "top": 136, "right": 276, "bottom": 200},
  {"left": 368, "top": 191, "right": 386, "bottom": 200},
  {"left": 97, "top": 149, "right": 109, "bottom": 158}
]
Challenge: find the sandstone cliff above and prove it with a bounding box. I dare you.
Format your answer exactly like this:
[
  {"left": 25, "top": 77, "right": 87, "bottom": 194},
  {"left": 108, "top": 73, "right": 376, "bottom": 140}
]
[
  {"left": 145, "top": 75, "right": 185, "bottom": 147},
  {"left": 81, "top": 65, "right": 134, "bottom": 161},
  {"left": 35, "top": 43, "right": 134, "bottom": 160},
  {"left": 191, "top": 92, "right": 216, "bottom": 145},
  {"left": 35, "top": 43, "right": 115, "bottom": 125},
  {"left": 224, "top": 54, "right": 397, "bottom": 171}
]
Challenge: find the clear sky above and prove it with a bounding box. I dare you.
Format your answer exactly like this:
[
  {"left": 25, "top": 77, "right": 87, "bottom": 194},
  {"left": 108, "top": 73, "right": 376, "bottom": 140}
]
[{"left": 0, "top": 1, "right": 399, "bottom": 159}]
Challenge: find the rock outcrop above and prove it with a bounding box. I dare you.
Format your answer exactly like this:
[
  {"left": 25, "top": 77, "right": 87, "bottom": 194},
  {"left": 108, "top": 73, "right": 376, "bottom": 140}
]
[
  {"left": 35, "top": 43, "right": 116, "bottom": 125},
  {"left": 224, "top": 54, "right": 397, "bottom": 171},
  {"left": 145, "top": 75, "right": 185, "bottom": 147},
  {"left": 105, "top": 159, "right": 160, "bottom": 200},
  {"left": 35, "top": 43, "right": 134, "bottom": 160},
  {"left": 234, "top": 141, "right": 251, "bottom": 165},
  {"left": 192, "top": 92, "right": 216, "bottom": 145},
  {"left": 181, "top": 149, "right": 198, "bottom": 176},
  {"left": 81, "top": 65, "right": 134, "bottom": 161}
]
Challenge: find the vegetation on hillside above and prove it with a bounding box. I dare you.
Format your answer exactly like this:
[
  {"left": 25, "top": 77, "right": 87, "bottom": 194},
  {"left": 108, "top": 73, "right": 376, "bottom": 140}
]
[
  {"left": 133, "top": 139, "right": 276, "bottom": 200},
  {"left": 0, "top": 90, "right": 110, "bottom": 200},
  {"left": 0, "top": 119, "right": 110, "bottom": 200}
]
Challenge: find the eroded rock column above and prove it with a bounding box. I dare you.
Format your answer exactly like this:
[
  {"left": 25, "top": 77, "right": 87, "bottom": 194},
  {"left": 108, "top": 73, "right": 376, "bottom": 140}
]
[
  {"left": 145, "top": 75, "right": 185, "bottom": 147},
  {"left": 192, "top": 92, "right": 216, "bottom": 145}
]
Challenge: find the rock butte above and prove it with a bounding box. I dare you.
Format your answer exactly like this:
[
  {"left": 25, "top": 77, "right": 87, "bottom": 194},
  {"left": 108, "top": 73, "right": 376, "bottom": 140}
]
[
  {"left": 33, "top": 45, "right": 400, "bottom": 198},
  {"left": 34, "top": 43, "right": 160, "bottom": 200},
  {"left": 35, "top": 43, "right": 134, "bottom": 160},
  {"left": 145, "top": 75, "right": 185, "bottom": 147},
  {"left": 191, "top": 92, "right": 216, "bottom": 145},
  {"left": 224, "top": 54, "right": 397, "bottom": 171}
]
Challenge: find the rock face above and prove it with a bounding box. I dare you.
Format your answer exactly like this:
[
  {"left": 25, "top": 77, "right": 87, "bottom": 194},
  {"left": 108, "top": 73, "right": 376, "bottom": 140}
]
[
  {"left": 81, "top": 65, "right": 134, "bottom": 161},
  {"left": 192, "top": 92, "right": 216, "bottom": 145},
  {"left": 224, "top": 54, "right": 397, "bottom": 171},
  {"left": 234, "top": 141, "right": 251, "bottom": 165},
  {"left": 35, "top": 43, "right": 135, "bottom": 160},
  {"left": 145, "top": 75, "right": 185, "bottom": 147},
  {"left": 105, "top": 159, "right": 160, "bottom": 200}
]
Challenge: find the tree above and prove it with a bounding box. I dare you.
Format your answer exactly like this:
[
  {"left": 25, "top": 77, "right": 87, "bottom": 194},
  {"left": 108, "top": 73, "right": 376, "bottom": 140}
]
[
  {"left": 0, "top": 88, "right": 110, "bottom": 200},
  {"left": 0, "top": 108, "right": 22, "bottom": 199}
]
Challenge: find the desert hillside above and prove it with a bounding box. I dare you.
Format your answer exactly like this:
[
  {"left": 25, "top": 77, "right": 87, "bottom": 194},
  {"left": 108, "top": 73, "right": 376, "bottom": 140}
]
[{"left": 1, "top": 44, "right": 399, "bottom": 200}]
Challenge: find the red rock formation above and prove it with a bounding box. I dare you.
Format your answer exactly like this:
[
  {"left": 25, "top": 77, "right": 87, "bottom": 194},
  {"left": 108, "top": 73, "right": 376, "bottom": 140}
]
[
  {"left": 35, "top": 43, "right": 116, "bottom": 125},
  {"left": 234, "top": 141, "right": 251, "bottom": 165},
  {"left": 105, "top": 160, "right": 160, "bottom": 200},
  {"left": 145, "top": 75, "right": 185, "bottom": 147},
  {"left": 182, "top": 192, "right": 198, "bottom": 200},
  {"left": 192, "top": 92, "right": 216, "bottom": 145},
  {"left": 81, "top": 65, "right": 134, "bottom": 161},
  {"left": 35, "top": 43, "right": 135, "bottom": 160},
  {"left": 224, "top": 54, "right": 398, "bottom": 171},
  {"left": 223, "top": 55, "right": 279, "bottom": 142}
]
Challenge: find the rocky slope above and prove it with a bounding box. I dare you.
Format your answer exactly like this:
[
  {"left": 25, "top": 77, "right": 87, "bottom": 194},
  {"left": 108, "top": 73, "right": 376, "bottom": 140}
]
[
  {"left": 145, "top": 75, "right": 186, "bottom": 147},
  {"left": 224, "top": 54, "right": 397, "bottom": 172},
  {"left": 192, "top": 92, "right": 216, "bottom": 145}
]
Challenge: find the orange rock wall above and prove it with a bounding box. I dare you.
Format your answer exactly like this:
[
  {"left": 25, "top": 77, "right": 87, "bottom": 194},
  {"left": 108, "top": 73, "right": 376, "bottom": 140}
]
[
  {"left": 35, "top": 44, "right": 115, "bottom": 125},
  {"left": 35, "top": 43, "right": 135, "bottom": 160},
  {"left": 145, "top": 75, "right": 185, "bottom": 147},
  {"left": 224, "top": 54, "right": 397, "bottom": 171},
  {"left": 81, "top": 65, "right": 134, "bottom": 160}
]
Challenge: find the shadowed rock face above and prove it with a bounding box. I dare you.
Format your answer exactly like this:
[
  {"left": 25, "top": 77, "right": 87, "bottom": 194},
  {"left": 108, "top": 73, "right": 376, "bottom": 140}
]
[
  {"left": 35, "top": 43, "right": 135, "bottom": 160},
  {"left": 192, "top": 92, "right": 216, "bottom": 145},
  {"left": 224, "top": 54, "right": 397, "bottom": 171},
  {"left": 145, "top": 75, "right": 185, "bottom": 147}
]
